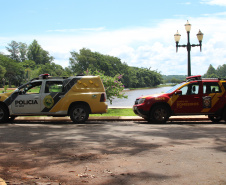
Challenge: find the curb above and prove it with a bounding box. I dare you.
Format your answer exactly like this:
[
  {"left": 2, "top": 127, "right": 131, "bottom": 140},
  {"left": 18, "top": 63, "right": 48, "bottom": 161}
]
[
  {"left": 0, "top": 178, "right": 7, "bottom": 185},
  {"left": 12, "top": 116, "right": 209, "bottom": 123}
]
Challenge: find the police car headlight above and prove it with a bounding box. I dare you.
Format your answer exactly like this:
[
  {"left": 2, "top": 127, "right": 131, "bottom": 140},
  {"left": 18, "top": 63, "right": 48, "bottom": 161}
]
[{"left": 138, "top": 98, "right": 145, "bottom": 104}]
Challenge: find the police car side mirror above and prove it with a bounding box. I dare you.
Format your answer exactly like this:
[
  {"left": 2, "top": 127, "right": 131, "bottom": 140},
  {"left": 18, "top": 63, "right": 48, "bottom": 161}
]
[
  {"left": 14, "top": 89, "right": 20, "bottom": 94},
  {"left": 175, "top": 90, "right": 182, "bottom": 95}
]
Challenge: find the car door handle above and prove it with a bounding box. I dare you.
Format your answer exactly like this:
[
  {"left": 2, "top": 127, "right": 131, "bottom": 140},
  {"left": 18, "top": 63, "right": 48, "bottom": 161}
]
[
  {"left": 194, "top": 96, "right": 199, "bottom": 99},
  {"left": 59, "top": 95, "right": 64, "bottom": 98},
  {"left": 34, "top": 96, "right": 39, "bottom": 99}
]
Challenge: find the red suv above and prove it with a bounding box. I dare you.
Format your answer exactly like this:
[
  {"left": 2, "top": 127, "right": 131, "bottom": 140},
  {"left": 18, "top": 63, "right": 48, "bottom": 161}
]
[{"left": 133, "top": 75, "right": 226, "bottom": 123}]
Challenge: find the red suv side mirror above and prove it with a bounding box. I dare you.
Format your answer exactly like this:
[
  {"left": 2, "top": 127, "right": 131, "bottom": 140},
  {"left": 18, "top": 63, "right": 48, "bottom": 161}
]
[{"left": 175, "top": 90, "right": 182, "bottom": 95}]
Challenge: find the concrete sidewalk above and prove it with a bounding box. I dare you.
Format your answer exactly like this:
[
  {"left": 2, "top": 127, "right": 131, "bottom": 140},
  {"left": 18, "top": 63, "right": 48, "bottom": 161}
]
[{"left": 13, "top": 115, "right": 209, "bottom": 122}]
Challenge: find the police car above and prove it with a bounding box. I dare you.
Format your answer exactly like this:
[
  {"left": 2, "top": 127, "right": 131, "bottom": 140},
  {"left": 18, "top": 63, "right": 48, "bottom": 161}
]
[
  {"left": 133, "top": 75, "right": 226, "bottom": 123},
  {"left": 0, "top": 74, "right": 108, "bottom": 123}
]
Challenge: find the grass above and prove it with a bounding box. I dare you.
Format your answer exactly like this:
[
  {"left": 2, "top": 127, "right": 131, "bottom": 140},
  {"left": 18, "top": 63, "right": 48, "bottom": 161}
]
[
  {"left": 90, "top": 108, "right": 136, "bottom": 117},
  {"left": 0, "top": 89, "right": 16, "bottom": 93}
]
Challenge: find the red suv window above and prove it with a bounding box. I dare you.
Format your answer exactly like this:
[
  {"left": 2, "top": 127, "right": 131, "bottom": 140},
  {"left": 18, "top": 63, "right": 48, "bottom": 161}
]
[{"left": 203, "top": 82, "right": 221, "bottom": 94}]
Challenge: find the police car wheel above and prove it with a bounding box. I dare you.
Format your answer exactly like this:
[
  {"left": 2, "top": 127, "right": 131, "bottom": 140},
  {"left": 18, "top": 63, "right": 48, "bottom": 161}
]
[
  {"left": 208, "top": 115, "right": 222, "bottom": 123},
  {"left": 151, "top": 105, "right": 169, "bottom": 124},
  {"left": 0, "top": 105, "right": 9, "bottom": 123},
  {"left": 70, "top": 105, "right": 89, "bottom": 123}
]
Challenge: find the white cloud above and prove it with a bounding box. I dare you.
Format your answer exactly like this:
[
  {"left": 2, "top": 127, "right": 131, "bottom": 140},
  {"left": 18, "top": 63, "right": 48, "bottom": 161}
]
[
  {"left": 201, "top": 0, "right": 226, "bottom": 6},
  {"left": 1, "top": 16, "right": 226, "bottom": 75},
  {"left": 47, "top": 27, "right": 106, "bottom": 33},
  {"left": 179, "top": 2, "right": 191, "bottom": 5}
]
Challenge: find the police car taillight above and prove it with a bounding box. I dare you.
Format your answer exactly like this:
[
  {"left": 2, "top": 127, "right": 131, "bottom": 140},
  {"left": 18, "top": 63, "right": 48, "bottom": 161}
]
[
  {"left": 100, "top": 93, "right": 106, "bottom": 102},
  {"left": 39, "top": 74, "right": 50, "bottom": 79}
]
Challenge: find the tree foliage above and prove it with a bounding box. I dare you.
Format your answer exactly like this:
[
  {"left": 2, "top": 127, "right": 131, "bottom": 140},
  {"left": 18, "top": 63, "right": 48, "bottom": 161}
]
[
  {"left": 85, "top": 70, "right": 128, "bottom": 104},
  {"left": 203, "top": 64, "right": 226, "bottom": 78},
  {"left": 0, "top": 65, "right": 6, "bottom": 80},
  {"left": 1, "top": 40, "right": 71, "bottom": 87},
  {"left": 27, "top": 40, "right": 54, "bottom": 65},
  {"left": 69, "top": 48, "right": 163, "bottom": 88},
  {"left": 6, "top": 41, "right": 20, "bottom": 62},
  {"left": 0, "top": 54, "right": 25, "bottom": 86}
]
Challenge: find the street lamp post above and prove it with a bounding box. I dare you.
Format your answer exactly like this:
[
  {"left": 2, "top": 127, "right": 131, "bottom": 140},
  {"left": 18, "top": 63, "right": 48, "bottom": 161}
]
[{"left": 174, "top": 20, "right": 204, "bottom": 77}]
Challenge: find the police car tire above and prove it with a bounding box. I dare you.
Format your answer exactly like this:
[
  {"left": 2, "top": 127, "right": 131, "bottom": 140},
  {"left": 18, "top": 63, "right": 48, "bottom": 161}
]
[
  {"left": 0, "top": 105, "right": 9, "bottom": 123},
  {"left": 70, "top": 104, "right": 89, "bottom": 123},
  {"left": 151, "top": 105, "right": 169, "bottom": 124}
]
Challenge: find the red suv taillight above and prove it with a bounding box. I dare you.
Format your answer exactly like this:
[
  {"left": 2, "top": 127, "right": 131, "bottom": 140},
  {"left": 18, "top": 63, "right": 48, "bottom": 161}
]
[{"left": 100, "top": 93, "right": 106, "bottom": 102}]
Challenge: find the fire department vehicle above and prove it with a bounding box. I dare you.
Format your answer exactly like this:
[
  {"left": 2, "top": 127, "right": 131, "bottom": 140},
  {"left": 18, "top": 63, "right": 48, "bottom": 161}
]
[
  {"left": 133, "top": 75, "right": 226, "bottom": 123},
  {"left": 0, "top": 74, "right": 108, "bottom": 123}
]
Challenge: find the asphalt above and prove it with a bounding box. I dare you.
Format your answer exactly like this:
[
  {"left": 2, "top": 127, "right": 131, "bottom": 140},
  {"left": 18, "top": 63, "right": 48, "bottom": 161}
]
[
  {"left": 13, "top": 115, "right": 209, "bottom": 122},
  {"left": 0, "top": 115, "right": 212, "bottom": 185}
]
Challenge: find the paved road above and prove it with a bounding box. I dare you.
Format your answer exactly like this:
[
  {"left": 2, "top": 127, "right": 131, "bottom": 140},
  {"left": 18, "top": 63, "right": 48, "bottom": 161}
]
[{"left": 0, "top": 120, "right": 226, "bottom": 185}]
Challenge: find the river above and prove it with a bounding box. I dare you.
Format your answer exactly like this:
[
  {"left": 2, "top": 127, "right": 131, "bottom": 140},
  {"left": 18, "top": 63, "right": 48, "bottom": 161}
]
[{"left": 107, "top": 86, "right": 172, "bottom": 108}]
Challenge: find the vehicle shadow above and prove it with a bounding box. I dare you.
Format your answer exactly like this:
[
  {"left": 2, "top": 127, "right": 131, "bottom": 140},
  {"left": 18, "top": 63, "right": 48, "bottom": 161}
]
[{"left": 0, "top": 120, "right": 226, "bottom": 184}]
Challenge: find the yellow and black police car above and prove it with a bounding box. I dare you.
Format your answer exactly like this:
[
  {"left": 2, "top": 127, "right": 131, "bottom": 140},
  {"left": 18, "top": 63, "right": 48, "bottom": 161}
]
[
  {"left": 0, "top": 74, "right": 108, "bottom": 123},
  {"left": 133, "top": 75, "right": 226, "bottom": 123}
]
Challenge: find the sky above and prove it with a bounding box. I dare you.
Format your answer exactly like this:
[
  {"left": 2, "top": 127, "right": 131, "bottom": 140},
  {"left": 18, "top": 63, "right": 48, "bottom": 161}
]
[{"left": 0, "top": 0, "right": 226, "bottom": 76}]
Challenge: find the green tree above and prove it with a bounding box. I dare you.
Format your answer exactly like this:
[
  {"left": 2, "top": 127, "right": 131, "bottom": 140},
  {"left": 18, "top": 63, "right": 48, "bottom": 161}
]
[
  {"left": 18, "top": 42, "right": 28, "bottom": 62},
  {"left": 69, "top": 48, "right": 162, "bottom": 88},
  {"left": 36, "top": 62, "right": 69, "bottom": 77},
  {"left": 0, "top": 65, "right": 6, "bottom": 81},
  {"left": 204, "top": 64, "right": 216, "bottom": 78},
  {"left": 6, "top": 41, "right": 28, "bottom": 62},
  {"left": 27, "top": 40, "right": 54, "bottom": 65},
  {"left": 69, "top": 48, "right": 97, "bottom": 74},
  {"left": 85, "top": 70, "right": 127, "bottom": 104},
  {"left": 6, "top": 41, "right": 20, "bottom": 62},
  {"left": 69, "top": 48, "right": 125, "bottom": 76},
  {"left": 21, "top": 60, "right": 36, "bottom": 70},
  {"left": 0, "top": 54, "right": 25, "bottom": 86},
  {"left": 216, "top": 64, "right": 226, "bottom": 78}
]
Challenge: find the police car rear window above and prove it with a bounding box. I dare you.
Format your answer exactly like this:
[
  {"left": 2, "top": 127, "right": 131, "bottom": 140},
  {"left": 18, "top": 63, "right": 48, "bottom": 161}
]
[{"left": 45, "top": 81, "right": 64, "bottom": 93}]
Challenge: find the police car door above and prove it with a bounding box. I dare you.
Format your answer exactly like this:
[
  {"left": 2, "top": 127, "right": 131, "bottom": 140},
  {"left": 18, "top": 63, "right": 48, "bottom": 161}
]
[
  {"left": 41, "top": 80, "right": 64, "bottom": 114},
  {"left": 11, "top": 81, "right": 42, "bottom": 114}
]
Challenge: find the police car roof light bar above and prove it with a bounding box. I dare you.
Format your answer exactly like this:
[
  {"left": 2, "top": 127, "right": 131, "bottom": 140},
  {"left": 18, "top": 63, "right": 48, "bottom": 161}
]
[{"left": 39, "top": 74, "right": 50, "bottom": 79}]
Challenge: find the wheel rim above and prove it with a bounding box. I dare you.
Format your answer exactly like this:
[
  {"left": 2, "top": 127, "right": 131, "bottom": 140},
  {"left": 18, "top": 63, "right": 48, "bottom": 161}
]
[
  {"left": 153, "top": 107, "right": 167, "bottom": 121},
  {"left": 72, "top": 108, "right": 86, "bottom": 121}
]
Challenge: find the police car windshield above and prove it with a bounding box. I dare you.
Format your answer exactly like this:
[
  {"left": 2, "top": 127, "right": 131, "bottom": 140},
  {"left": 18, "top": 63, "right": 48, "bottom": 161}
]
[{"left": 166, "top": 82, "right": 186, "bottom": 93}]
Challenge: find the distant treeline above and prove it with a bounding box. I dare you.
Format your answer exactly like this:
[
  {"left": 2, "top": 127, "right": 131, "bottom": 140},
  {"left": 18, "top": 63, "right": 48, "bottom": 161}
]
[
  {"left": 162, "top": 75, "right": 187, "bottom": 84},
  {"left": 163, "top": 63, "right": 226, "bottom": 84}
]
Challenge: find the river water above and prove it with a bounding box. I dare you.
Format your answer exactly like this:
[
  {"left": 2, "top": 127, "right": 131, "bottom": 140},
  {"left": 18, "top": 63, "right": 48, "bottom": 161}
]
[{"left": 107, "top": 86, "right": 172, "bottom": 108}]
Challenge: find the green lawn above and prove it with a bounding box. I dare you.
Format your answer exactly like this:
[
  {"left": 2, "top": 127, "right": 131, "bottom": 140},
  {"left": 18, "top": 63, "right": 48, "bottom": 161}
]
[{"left": 90, "top": 108, "right": 136, "bottom": 117}]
